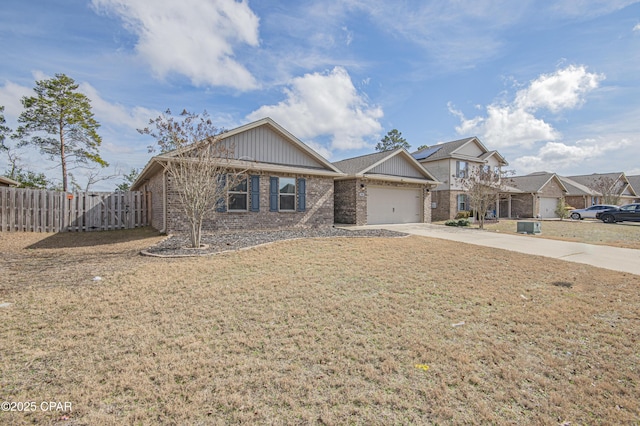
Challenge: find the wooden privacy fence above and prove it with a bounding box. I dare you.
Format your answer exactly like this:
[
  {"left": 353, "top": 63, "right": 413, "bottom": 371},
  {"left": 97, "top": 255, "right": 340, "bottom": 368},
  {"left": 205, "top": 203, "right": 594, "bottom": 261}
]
[{"left": 0, "top": 188, "right": 150, "bottom": 232}]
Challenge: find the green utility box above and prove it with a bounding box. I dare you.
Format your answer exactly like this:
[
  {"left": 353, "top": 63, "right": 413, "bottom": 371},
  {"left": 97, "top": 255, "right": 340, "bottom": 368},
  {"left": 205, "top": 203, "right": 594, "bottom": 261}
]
[{"left": 517, "top": 221, "right": 541, "bottom": 234}]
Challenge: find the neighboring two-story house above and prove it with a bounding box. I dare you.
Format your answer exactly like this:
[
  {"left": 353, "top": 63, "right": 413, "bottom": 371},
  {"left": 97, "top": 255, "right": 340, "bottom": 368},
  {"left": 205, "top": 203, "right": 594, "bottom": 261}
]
[{"left": 412, "top": 137, "right": 508, "bottom": 221}]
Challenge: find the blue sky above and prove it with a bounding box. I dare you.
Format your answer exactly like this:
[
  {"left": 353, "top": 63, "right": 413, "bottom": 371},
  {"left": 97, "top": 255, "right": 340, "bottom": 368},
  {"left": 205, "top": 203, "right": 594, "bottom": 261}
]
[{"left": 1, "top": 0, "right": 639, "bottom": 190}]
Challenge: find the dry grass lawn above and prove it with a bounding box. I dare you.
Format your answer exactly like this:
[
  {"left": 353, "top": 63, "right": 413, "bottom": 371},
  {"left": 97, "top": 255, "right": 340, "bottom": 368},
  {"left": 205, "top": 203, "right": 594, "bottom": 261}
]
[
  {"left": 479, "top": 219, "right": 640, "bottom": 250},
  {"left": 1, "top": 228, "right": 639, "bottom": 424}
]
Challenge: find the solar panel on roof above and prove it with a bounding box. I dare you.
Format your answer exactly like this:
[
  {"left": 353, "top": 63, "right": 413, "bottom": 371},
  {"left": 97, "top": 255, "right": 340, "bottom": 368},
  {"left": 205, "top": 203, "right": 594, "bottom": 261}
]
[{"left": 413, "top": 146, "right": 441, "bottom": 160}]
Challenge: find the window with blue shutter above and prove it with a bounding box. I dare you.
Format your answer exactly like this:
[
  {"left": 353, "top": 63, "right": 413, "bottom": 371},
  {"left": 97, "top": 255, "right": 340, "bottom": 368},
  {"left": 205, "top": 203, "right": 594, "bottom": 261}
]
[
  {"left": 216, "top": 174, "right": 227, "bottom": 212},
  {"left": 297, "top": 178, "right": 306, "bottom": 212},
  {"left": 250, "top": 175, "right": 260, "bottom": 212},
  {"left": 269, "top": 177, "right": 278, "bottom": 211}
]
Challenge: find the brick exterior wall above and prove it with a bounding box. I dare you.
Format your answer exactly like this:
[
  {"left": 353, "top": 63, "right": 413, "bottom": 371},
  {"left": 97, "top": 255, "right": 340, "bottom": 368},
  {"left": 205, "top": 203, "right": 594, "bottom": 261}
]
[
  {"left": 510, "top": 194, "right": 535, "bottom": 218},
  {"left": 431, "top": 190, "right": 468, "bottom": 221},
  {"left": 423, "top": 187, "right": 432, "bottom": 223},
  {"left": 334, "top": 179, "right": 357, "bottom": 224},
  {"left": 143, "top": 170, "right": 165, "bottom": 231},
  {"left": 334, "top": 178, "right": 432, "bottom": 225},
  {"left": 164, "top": 171, "right": 334, "bottom": 234},
  {"left": 565, "top": 196, "right": 588, "bottom": 210}
]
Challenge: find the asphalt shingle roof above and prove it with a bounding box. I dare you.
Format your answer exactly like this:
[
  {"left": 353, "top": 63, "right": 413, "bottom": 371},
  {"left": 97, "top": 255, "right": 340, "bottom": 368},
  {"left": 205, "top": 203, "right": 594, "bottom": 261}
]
[
  {"left": 332, "top": 149, "right": 400, "bottom": 174},
  {"left": 412, "top": 137, "right": 475, "bottom": 161},
  {"left": 507, "top": 172, "right": 556, "bottom": 193},
  {"left": 566, "top": 172, "right": 623, "bottom": 190},
  {"left": 627, "top": 175, "right": 640, "bottom": 194}
]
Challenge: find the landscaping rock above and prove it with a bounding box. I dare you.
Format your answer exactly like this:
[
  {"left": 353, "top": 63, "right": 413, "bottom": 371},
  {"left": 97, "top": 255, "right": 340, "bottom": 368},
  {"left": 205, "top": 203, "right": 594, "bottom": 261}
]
[{"left": 143, "top": 227, "right": 407, "bottom": 257}]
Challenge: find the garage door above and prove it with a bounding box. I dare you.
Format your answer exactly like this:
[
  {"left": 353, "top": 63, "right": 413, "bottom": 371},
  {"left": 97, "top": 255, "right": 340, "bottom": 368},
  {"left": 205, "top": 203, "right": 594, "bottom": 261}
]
[
  {"left": 367, "top": 186, "right": 422, "bottom": 224},
  {"left": 539, "top": 197, "right": 559, "bottom": 218}
]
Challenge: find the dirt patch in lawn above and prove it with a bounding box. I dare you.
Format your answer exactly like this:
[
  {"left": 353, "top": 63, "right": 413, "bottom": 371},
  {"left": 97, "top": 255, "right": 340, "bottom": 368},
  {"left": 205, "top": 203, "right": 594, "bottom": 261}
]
[{"left": 1, "top": 230, "right": 639, "bottom": 424}]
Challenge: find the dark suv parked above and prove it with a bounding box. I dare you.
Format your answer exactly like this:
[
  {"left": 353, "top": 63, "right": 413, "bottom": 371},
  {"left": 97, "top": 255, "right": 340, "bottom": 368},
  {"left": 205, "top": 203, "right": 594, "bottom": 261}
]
[{"left": 595, "top": 203, "right": 640, "bottom": 223}]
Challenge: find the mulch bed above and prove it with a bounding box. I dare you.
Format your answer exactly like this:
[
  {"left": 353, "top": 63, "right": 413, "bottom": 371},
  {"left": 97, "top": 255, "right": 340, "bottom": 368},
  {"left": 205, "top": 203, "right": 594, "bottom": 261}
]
[{"left": 143, "top": 227, "right": 407, "bottom": 257}]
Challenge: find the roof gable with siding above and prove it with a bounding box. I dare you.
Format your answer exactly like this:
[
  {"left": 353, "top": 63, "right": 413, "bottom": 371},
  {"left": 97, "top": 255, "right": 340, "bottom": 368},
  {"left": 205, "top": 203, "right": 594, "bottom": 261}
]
[
  {"left": 333, "top": 148, "right": 438, "bottom": 183},
  {"left": 627, "top": 175, "right": 640, "bottom": 195},
  {"left": 508, "top": 172, "right": 568, "bottom": 194},
  {"left": 218, "top": 119, "right": 332, "bottom": 170}
]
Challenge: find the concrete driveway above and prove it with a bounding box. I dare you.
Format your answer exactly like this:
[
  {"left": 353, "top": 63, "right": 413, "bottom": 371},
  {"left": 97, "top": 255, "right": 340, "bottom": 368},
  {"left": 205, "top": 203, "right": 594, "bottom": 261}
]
[{"left": 349, "top": 223, "right": 640, "bottom": 276}]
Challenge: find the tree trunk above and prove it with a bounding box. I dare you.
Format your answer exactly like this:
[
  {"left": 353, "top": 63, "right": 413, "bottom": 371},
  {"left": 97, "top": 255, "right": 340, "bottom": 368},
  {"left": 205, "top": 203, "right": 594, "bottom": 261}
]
[{"left": 60, "top": 120, "right": 67, "bottom": 192}]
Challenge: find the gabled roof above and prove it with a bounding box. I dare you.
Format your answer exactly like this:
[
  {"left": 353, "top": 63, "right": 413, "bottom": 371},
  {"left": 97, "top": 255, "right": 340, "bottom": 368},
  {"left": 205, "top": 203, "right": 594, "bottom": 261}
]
[
  {"left": 508, "top": 172, "right": 568, "bottom": 194},
  {"left": 627, "top": 175, "right": 640, "bottom": 195},
  {"left": 333, "top": 148, "right": 439, "bottom": 185},
  {"left": 412, "top": 137, "right": 475, "bottom": 161},
  {"left": 412, "top": 136, "right": 508, "bottom": 166},
  {"left": 0, "top": 176, "right": 19, "bottom": 186},
  {"left": 558, "top": 176, "right": 600, "bottom": 196},
  {"left": 132, "top": 117, "right": 344, "bottom": 190},
  {"left": 566, "top": 172, "right": 626, "bottom": 190}
]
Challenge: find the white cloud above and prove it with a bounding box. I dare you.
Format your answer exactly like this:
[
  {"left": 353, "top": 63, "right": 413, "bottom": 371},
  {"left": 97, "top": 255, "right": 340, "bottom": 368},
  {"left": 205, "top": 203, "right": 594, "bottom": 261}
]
[
  {"left": 550, "top": 0, "right": 640, "bottom": 19},
  {"left": 634, "top": 23, "right": 640, "bottom": 32},
  {"left": 450, "top": 102, "right": 560, "bottom": 148},
  {"left": 0, "top": 81, "right": 32, "bottom": 120},
  {"left": 79, "top": 83, "right": 160, "bottom": 131},
  {"left": 515, "top": 65, "right": 604, "bottom": 113},
  {"left": 91, "top": 0, "right": 260, "bottom": 90},
  {"left": 450, "top": 65, "right": 603, "bottom": 148},
  {"left": 511, "top": 138, "right": 631, "bottom": 174},
  {"left": 247, "top": 67, "right": 383, "bottom": 151}
]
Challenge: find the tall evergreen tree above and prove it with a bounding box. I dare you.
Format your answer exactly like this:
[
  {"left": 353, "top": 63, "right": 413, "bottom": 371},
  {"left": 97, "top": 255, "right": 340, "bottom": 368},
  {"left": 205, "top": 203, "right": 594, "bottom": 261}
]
[
  {"left": 375, "top": 129, "right": 410, "bottom": 152},
  {"left": 0, "top": 106, "right": 10, "bottom": 151},
  {"left": 15, "top": 73, "right": 107, "bottom": 192}
]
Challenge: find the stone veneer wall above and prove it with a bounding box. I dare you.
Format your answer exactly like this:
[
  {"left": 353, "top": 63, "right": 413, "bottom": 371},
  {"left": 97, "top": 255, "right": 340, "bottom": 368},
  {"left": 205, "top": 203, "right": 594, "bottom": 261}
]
[{"left": 165, "top": 172, "right": 334, "bottom": 233}]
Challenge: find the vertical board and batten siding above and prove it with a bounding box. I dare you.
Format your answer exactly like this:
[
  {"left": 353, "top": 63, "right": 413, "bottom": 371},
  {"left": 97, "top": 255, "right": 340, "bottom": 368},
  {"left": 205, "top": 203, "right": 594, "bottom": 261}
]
[
  {"left": 368, "top": 155, "right": 425, "bottom": 178},
  {"left": 457, "top": 140, "right": 484, "bottom": 157},
  {"left": 221, "top": 127, "right": 324, "bottom": 169},
  {"left": 0, "top": 187, "right": 149, "bottom": 232}
]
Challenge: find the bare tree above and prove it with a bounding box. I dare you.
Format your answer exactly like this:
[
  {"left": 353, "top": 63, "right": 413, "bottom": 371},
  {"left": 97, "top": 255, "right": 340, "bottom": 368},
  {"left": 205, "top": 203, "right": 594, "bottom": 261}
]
[
  {"left": 83, "top": 167, "right": 121, "bottom": 192},
  {"left": 587, "top": 175, "right": 625, "bottom": 205},
  {"left": 554, "top": 198, "right": 571, "bottom": 220},
  {"left": 459, "top": 165, "right": 513, "bottom": 229},
  {"left": 140, "top": 110, "right": 244, "bottom": 248}
]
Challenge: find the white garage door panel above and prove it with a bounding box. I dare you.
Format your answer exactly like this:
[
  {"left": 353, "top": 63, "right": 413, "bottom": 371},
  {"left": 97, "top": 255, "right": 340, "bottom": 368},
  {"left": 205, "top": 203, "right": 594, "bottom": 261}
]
[
  {"left": 539, "top": 197, "right": 559, "bottom": 218},
  {"left": 367, "top": 186, "right": 422, "bottom": 224}
]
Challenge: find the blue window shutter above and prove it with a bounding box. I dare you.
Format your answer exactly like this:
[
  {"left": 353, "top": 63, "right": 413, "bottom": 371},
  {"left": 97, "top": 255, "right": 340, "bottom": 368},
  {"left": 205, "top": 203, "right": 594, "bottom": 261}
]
[
  {"left": 269, "top": 177, "right": 278, "bottom": 211},
  {"left": 297, "top": 178, "right": 306, "bottom": 212},
  {"left": 216, "top": 174, "right": 227, "bottom": 212},
  {"left": 250, "top": 175, "right": 260, "bottom": 212}
]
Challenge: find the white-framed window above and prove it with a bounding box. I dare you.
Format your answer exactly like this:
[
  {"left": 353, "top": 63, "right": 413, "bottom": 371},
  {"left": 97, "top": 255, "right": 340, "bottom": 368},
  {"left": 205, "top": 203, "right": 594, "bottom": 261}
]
[
  {"left": 457, "top": 194, "right": 467, "bottom": 211},
  {"left": 228, "top": 176, "right": 248, "bottom": 211},
  {"left": 279, "top": 177, "right": 296, "bottom": 211},
  {"left": 456, "top": 161, "right": 468, "bottom": 178}
]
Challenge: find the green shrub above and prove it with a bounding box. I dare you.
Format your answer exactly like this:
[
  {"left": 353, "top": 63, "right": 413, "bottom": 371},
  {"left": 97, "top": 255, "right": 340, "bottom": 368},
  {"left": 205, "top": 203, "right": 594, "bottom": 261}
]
[{"left": 445, "top": 219, "right": 471, "bottom": 227}]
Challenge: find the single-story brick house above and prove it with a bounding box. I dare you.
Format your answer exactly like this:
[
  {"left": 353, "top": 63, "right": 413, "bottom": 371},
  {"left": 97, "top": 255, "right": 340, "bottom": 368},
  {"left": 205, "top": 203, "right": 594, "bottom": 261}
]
[
  {"left": 565, "top": 172, "right": 637, "bottom": 206},
  {"left": 333, "top": 148, "right": 439, "bottom": 225},
  {"left": 628, "top": 175, "right": 640, "bottom": 203},
  {"left": 558, "top": 175, "right": 602, "bottom": 209},
  {"left": 132, "top": 117, "right": 345, "bottom": 233},
  {"left": 506, "top": 172, "right": 568, "bottom": 218}
]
